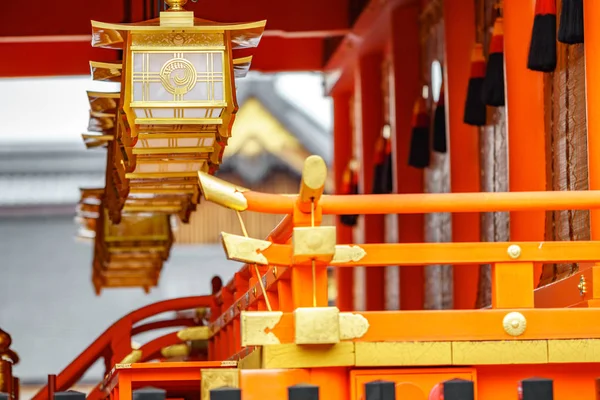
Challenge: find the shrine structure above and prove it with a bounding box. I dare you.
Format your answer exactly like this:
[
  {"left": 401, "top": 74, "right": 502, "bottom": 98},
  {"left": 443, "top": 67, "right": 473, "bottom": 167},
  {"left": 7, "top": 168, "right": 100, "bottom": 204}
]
[{"left": 2, "top": 0, "right": 600, "bottom": 399}]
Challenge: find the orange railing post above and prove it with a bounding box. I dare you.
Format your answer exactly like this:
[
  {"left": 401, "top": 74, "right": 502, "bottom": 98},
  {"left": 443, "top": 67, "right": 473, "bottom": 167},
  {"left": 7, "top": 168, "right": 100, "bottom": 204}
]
[
  {"left": 504, "top": 0, "right": 547, "bottom": 285},
  {"left": 443, "top": 0, "right": 481, "bottom": 310},
  {"left": 291, "top": 156, "right": 329, "bottom": 308}
]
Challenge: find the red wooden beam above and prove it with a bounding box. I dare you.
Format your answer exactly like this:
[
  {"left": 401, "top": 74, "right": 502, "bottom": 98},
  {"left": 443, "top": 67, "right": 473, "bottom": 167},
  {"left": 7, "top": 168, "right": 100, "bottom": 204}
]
[
  {"left": 1, "top": 0, "right": 349, "bottom": 37},
  {"left": 0, "top": 0, "right": 125, "bottom": 36},
  {"left": 246, "top": 37, "right": 325, "bottom": 72},
  {"left": 325, "top": 0, "right": 416, "bottom": 95},
  {"left": 0, "top": 35, "right": 324, "bottom": 78},
  {"left": 0, "top": 38, "right": 119, "bottom": 77},
  {"left": 187, "top": 0, "right": 349, "bottom": 34}
]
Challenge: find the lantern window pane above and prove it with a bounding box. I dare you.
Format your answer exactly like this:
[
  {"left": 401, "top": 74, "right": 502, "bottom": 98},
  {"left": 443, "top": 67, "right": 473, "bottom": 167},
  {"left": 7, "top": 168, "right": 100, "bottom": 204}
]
[
  {"left": 134, "top": 160, "right": 206, "bottom": 173},
  {"left": 131, "top": 51, "right": 225, "bottom": 103},
  {"left": 133, "top": 107, "right": 225, "bottom": 119},
  {"left": 134, "top": 135, "right": 214, "bottom": 149}
]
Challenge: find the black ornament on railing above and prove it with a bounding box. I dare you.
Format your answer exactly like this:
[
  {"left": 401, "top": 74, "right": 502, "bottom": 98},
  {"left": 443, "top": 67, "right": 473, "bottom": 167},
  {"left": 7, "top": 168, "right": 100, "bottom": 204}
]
[
  {"left": 441, "top": 379, "right": 475, "bottom": 400},
  {"left": 365, "top": 380, "right": 396, "bottom": 400},
  {"left": 519, "top": 377, "right": 554, "bottom": 400},
  {"left": 210, "top": 387, "right": 242, "bottom": 400},
  {"left": 288, "top": 383, "right": 320, "bottom": 400},
  {"left": 54, "top": 391, "right": 87, "bottom": 400},
  {"left": 132, "top": 387, "right": 167, "bottom": 400}
]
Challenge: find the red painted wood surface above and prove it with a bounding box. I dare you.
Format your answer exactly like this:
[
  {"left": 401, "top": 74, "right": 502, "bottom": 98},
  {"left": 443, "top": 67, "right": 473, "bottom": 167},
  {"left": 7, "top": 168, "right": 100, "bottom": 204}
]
[
  {"left": 443, "top": 0, "right": 480, "bottom": 309},
  {"left": 388, "top": 4, "right": 425, "bottom": 310},
  {"left": 355, "top": 53, "right": 386, "bottom": 311},
  {"left": 333, "top": 92, "right": 355, "bottom": 311}
]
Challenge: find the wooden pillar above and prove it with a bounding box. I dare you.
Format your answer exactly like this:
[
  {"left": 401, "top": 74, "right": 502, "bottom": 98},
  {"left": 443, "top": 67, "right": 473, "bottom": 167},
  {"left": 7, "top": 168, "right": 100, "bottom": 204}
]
[
  {"left": 389, "top": 4, "right": 425, "bottom": 310},
  {"left": 333, "top": 92, "right": 354, "bottom": 311},
  {"left": 443, "top": 0, "right": 480, "bottom": 309},
  {"left": 355, "top": 53, "right": 386, "bottom": 311},
  {"left": 584, "top": 0, "right": 600, "bottom": 240},
  {"left": 504, "top": 0, "right": 546, "bottom": 284}
]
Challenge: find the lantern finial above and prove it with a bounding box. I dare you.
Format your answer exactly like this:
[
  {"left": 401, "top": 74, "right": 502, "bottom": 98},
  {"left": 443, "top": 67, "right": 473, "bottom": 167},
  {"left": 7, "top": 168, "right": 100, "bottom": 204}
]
[{"left": 165, "top": 0, "right": 188, "bottom": 11}]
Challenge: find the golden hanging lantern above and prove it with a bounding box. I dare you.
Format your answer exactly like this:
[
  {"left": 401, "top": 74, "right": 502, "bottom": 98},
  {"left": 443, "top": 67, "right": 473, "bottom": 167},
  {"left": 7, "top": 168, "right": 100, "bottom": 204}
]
[{"left": 87, "top": 0, "right": 265, "bottom": 221}]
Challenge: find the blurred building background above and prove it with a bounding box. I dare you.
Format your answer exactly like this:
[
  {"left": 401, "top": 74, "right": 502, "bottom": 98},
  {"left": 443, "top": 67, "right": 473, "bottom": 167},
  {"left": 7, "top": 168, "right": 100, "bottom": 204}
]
[{"left": 0, "top": 72, "right": 332, "bottom": 396}]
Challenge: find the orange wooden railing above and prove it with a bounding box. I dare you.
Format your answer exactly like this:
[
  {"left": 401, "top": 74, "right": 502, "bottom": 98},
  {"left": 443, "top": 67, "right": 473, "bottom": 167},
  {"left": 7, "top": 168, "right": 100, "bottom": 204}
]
[
  {"left": 206, "top": 188, "right": 600, "bottom": 360},
  {"left": 32, "top": 296, "right": 212, "bottom": 400}
]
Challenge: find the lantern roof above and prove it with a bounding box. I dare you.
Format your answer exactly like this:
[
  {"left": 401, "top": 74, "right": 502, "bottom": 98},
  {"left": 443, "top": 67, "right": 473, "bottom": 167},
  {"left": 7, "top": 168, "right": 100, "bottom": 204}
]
[{"left": 91, "top": 17, "right": 266, "bottom": 50}]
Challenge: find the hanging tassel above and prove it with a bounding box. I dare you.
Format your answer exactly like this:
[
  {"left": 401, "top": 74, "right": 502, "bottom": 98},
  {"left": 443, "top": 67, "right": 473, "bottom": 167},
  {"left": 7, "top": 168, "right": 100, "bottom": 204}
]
[
  {"left": 372, "top": 135, "right": 387, "bottom": 194},
  {"left": 372, "top": 125, "right": 393, "bottom": 194},
  {"left": 558, "top": 0, "right": 583, "bottom": 44},
  {"left": 527, "top": 0, "right": 557, "bottom": 72},
  {"left": 482, "top": 17, "right": 506, "bottom": 107},
  {"left": 408, "top": 96, "right": 430, "bottom": 169},
  {"left": 433, "top": 83, "right": 447, "bottom": 153},
  {"left": 340, "top": 161, "right": 359, "bottom": 227},
  {"left": 463, "top": 43, "right": 488, "bottom": 126},
  {"left": 381, "top": 126, "right": 393, "bottom": 193}
]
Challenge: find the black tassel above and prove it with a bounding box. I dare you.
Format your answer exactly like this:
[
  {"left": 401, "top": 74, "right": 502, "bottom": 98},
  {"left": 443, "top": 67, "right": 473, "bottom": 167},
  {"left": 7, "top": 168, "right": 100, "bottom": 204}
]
[
  {"left": 372, "top": 136, "right": 387, "bottom": 194},
  {"left": 340, "top": 163, "right": 359, "bottom": 227},
  {"left": 372, "top": 134, "right": 393, "bottom": 194},
  {"left": 558, "top": 0, "right": 583, "bottom": 44},
  {"left": 408, "top": 97, "right": 430, "bottom": 169},
  {"left": 381, "top": 151, "right": 393, "bottom": 193},
  {"left": 527, "top": 0, "right": 557, "bottom": 72},
  {"left": 482, "top": 18, "right": 506, "bottom": 107},
  {"left": 463, "top": 44, "right": 487, "bottom": 126},
  {"left": 433, "top": 86, "right": 447, "bottom": 153}
]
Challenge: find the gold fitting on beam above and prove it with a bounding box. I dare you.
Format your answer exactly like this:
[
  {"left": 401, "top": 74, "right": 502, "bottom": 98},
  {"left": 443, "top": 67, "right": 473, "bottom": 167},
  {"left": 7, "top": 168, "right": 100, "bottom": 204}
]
[
  {"left": 292, "top": 226, "right": 336, "bottom": 265},
  {"left": 221, "top": 232, "right": 272, "bottom": 265},
  {"left": 298, "top": 155, "right": 328, "bottom": 212},
  {"left": 177, "top": 326, "right": 212, "bottom": 341},
  {"left": 502, "top": 311, "right": 527, "bottom": 337},
  {"left": 119, "top": 349, "right": 142, "bottom": 364},
  {"left": 294, "top": 307, "right": 340, "bottom": 345},
  {"left": 240, "top": 311, "right": 283, "bottom": 346},
  {"left": 201, "top": 369, "right": 239, "bottom": 400},
  {"left": 507, "top": 244, "right": 522, "bottom": 259},
  {"left": 331, "top": 245, "right": 367, "bottom": 264},
  {"left": 198, "top": 172, "right": 249, "bottom": 211},
  {"left": 161, "top": 343, "right": 190, "bottom": 358},
  {"left": 578, "top": 275, "right": 587, "bottom": 296},
  {"left": 339, "top": 312, "right": 370, "bottom": 340}
]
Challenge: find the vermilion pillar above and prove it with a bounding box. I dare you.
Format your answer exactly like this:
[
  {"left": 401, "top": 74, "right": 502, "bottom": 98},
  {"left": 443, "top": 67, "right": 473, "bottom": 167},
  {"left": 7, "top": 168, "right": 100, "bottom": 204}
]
[
  {"left": 355, "top": 53, "right": 386, "bottom": 311},
  {"left": 389, "top": 4, "right": 425, "bottom": 310},
  {"left": 333, "top": 92, "right": 354, "bottom": 311},
  {"left": 504, "top": 0, "right": 546, "bottom": 284},
  {"left": 584, "top": 0, "right": 600, "bottom": 240},
  {"left": 443, "top": 0, "right": 480, "bottom": 309}
]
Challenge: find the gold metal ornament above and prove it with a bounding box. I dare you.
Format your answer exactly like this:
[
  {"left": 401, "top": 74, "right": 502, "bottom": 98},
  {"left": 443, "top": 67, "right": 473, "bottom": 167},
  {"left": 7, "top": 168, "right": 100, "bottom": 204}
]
[
  {"left": 165, "top": 0, "right": 188, "bottom": 11},
  {"left": 502, "top": 311, "right": 527, "bottom": 336}
]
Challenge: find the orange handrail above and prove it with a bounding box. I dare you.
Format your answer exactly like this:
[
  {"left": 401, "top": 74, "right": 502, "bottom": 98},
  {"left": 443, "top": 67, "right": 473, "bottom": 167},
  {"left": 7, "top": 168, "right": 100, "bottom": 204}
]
[
  {"left": 242, "top": 190, "right": 600, "bottom": 215},
  {"left": 86, "top": 331, "right": 192, "bottom": 400},
  {"left": 131, "top": 317, "right": 196, "bottom": 336},
  {"left": 32, "top": 296, "right": 212, "bottom": 400}
]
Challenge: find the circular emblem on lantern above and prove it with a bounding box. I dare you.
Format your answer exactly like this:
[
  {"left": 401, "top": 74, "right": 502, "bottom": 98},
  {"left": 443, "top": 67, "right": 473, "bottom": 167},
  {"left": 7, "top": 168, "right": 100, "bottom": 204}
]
[{"left": 160, "top": 57, "right": 197, "bottom": 96}]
